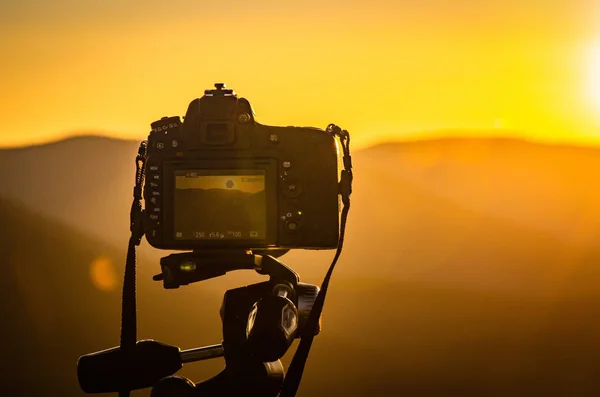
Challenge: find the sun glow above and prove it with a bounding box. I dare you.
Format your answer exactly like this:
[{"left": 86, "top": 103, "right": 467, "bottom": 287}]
[{"left": 590, "top": 45, "right": 600, "bottom": 113}]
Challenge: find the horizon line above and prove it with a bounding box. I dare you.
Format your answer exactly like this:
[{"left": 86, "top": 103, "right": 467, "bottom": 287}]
[{"left": 2, "top": 129, "right": 600, "bottom": 152}]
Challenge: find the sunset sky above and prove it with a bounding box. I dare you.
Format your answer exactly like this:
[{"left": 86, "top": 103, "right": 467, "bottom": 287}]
[{"left": 2, "top": 0, "right": 600, "bottom": 149}]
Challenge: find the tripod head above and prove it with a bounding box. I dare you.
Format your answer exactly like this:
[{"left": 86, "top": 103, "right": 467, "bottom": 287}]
[
  {"left": 78, "top": 251, "right": 320, "bottom": 396},
  {"left": 156, "top": 251, "right": 320, "bottom": 361}
]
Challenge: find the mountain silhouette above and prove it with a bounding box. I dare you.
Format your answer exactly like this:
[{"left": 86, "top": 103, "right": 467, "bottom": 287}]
[
  {"left": 356, "top": 138, "right": 600, "bottom": 247},
  {"left": 0, "top": 196, "right": 124, "bottom": 395},
  {"left": 0, "top": 197, "right": 226, "bottom": 396},
  {"left": 3, "top": 135, "right": 600, "bottom": 396},
  {"left": 0, "top": 136, "right": 140, "bottom": 247},
  {"left": 3, "top": 135, "right": 600, "bottom": 251}
]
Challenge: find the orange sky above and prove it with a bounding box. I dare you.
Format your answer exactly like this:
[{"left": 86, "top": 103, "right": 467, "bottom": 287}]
[{"left": 1, "top": 0, "right": 600, "bottom": 150}]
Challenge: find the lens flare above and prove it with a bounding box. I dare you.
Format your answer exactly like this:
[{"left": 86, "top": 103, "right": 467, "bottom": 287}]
[{"left": 89, "top": 256, "right": 118, "bottom": 292}]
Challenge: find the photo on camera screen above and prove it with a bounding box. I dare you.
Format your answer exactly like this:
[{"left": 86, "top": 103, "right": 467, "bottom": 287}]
[{"left": 173, "top": 169, "right": 266, "bottom": 240}]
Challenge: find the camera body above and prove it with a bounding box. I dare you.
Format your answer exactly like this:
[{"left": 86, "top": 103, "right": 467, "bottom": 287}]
[{"left": 143, "top": 83, "right": 342, "bottom": 251}]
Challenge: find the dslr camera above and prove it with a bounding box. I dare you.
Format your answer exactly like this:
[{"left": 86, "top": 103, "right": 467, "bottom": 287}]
[
  {"left": 77, "top": 84, "right": 353, "bottom": 397},
  {"left": 143, "top": 83, "right": 343, "bottom": 251}
]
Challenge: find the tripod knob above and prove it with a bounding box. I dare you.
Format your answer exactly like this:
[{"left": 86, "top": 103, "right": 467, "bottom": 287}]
[
  {"left": 246, "top": 295, "right": 298, "bottom": 362},
  {"left": 77, "top": 340, "right": 183, "bottom": 393},
  {"left": 151, "top": 376, "right": 196, "bottom": 397}
]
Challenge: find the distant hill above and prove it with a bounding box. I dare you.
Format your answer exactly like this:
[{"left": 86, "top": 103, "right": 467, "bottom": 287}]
[
  {"left": 357, "top": 138, "right": 600, "bottom": 247},
  {"left": 3, "top": 134, "right": 600, "bottom": 294},
  {"left": 0, "top": 196, "right": 122, "bottom": 395},
  {"left": 0, "top": 136, "right": 140, "bottom": 247},
  {"left": 3, "top": 135, "right": 600, "bottom": 250},
  {"left": 3, "top": 135, "right": 600, "bottom": 396},
  {"left": 0, "top": 197, "right": 225, "bottom": 396}
]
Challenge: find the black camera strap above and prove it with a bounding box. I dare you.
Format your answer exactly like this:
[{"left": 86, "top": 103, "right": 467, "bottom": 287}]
[
  {"left": 119, "top": 141, "right": 148, "bottom": 397},
  {"left": 278, "top": 124, "right": 353, "bottom": 397}
]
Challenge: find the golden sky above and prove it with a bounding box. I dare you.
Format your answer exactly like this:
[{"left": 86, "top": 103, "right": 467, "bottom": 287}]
[{"left": 1, "top": 0, "right": 600, "bottom": 149}]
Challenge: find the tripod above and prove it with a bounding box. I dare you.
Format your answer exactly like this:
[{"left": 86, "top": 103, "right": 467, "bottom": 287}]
[{"left": 78, "top": 251, "right": 320, "bottom": 397}]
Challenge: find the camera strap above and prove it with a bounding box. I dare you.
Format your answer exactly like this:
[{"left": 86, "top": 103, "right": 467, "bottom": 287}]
[
  {"left": 119, "top": 141, "right": 148, "bottom": 397},
  {"left": 278, "top": 124, "right": 353, "bottom": 397}
]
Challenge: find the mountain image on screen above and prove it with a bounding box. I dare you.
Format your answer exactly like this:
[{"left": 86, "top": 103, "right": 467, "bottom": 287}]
[{"left": 174, "top": 187, "right": 266, "bottom": 238}]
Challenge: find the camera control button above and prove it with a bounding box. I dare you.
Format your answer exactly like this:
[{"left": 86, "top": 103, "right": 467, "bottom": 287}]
[
  {"left": 238, "top": 113, "right": 252, "bottom": 124},
  {"left": 282, "top": 178, "right": 302, "bottom": 197},
  {"left": 269, "top": 133, "right": 280, "bottom": 144},
  {"left": 285, "top": 220, "right": 299, "bottom": 232},
  {"left": 149, "top": 214, "right": 159, "bottom": 221},
  {"left": 282, "top": 161, "right": 292, "bottom": 169},
  {"left": 149, "top": 165, "right": 160, "bottom": 172},
  {"left": 156, "top": 141, "right": 165, "bottom": 149}
]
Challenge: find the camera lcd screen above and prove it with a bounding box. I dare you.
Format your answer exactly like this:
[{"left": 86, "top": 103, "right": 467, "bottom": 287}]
[{"left": 173, "top": 169, "right": 266, "bottom": 240}]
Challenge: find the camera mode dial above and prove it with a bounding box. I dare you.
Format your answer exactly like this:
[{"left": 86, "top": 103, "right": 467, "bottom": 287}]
[
  {"left": 150, "top": 116, "right": 182, "bottom": 151},
  {"left": 151, "top": 116, "right": 181, "bottom": 135}
]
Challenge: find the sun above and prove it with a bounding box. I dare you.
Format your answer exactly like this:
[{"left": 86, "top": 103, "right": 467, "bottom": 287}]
[{"left": 590, "top": 45, "right": 600, "bottom": 112}]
